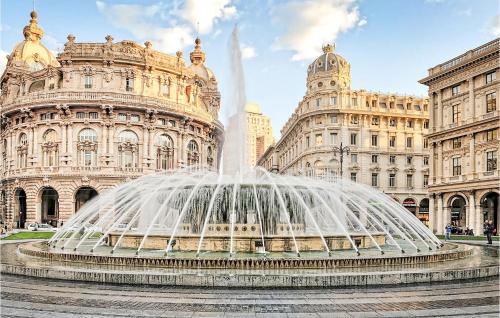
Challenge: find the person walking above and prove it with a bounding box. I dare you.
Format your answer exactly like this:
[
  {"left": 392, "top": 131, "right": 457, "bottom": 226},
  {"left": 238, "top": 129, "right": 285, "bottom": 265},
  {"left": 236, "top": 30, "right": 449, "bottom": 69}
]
[
  {"left": 444, "top": 224, "right": 451, "bottom": 241},
  {"left": 485, "top": 220, "right": 493, "bottom": 245}
]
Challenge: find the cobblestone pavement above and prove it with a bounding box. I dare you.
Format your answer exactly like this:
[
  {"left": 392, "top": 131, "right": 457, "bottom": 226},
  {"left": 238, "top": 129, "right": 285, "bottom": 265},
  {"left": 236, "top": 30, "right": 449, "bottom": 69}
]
[{"left": 0, "top": 274, "right": 498, "bottom": 318}]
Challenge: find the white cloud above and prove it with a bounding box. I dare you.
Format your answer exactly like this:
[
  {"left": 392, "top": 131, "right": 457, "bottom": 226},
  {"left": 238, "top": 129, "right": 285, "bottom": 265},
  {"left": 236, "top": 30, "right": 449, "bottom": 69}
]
[
  {"left": 272, "top": 0, "right": 361, "bottom": 61},
  {"left": 95, "top": 0, "right": 237, "bottom": 53},
  {"left": 177, "top": 0, "right": 237, "bottom": 34},
  {"left": 241, "top": 44, "right": 257, "bottom": 59},
  {"left": 489, "top": 15, "right": 500, "bottom": 36},
  {"left": 0, "top": 50, "right": 8, "bottom": 75},
  {"left": 358, "top": 18, "right": 367, "bottom": 26}
]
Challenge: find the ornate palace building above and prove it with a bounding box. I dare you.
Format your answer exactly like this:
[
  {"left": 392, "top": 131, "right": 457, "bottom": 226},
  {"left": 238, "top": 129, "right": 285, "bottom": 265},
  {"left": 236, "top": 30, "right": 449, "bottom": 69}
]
[
  {"left": 419, "top": 39, "right": 499, "bottom": 235},
  {"left": 0, "top": 11, "right": 223, "bottom": 228},
  {"left": 258, "top": 44, "right": 431, "bottom": 224},
  {"left": 245, "top": 102, "right": 274, "bottom": 167}
]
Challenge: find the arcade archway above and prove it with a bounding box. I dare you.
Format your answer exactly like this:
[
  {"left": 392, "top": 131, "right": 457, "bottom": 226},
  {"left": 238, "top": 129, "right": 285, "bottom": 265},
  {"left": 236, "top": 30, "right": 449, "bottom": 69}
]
[{"left": 75, "top": 187, "right": 98, "bottom": 212}]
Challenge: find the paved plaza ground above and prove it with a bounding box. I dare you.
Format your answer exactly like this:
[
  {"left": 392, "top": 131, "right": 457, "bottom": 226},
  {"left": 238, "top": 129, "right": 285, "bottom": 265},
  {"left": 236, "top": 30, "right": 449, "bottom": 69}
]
[{"left": 1, "top": 273, "right": 499, "bottom": 318}]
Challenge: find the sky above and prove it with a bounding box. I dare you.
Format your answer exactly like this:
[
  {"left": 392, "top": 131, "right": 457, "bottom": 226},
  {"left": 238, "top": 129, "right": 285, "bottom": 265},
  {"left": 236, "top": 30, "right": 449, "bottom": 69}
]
[{"left": 1, "top": 0, "right": 499, "bottom": 138}]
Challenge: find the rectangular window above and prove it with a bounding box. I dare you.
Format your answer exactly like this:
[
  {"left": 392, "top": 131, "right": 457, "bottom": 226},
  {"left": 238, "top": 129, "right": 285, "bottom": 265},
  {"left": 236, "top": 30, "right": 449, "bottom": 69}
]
[
  {"left": 330, "top": 133, "right": 337, "bottom": 145},
  {"left": 406, "top": 103, "right": 411, "bottom": 110},
  {"left": 407, "top": 156, "right": 413, "bottom": 165},
  {"left": 49, "top": 83, "right": 55, "bottom": 90},
  {"left": 389, "top": 155, "right": 396, "bottom": 164},
  {"left": 389, "top": 174, "right": 396, "bottom": 187},
  {"left": 452, "top": 104, "right": 461, "bottom": 123},
  {"left": 486, "top": 71, "right": 496, "bottom": 84},
  {"left": 330, "top": 96, "right": 337, "bottom": 105},
  {"left": 89, "top": 112, "right": 98, "bottom": 119},
  {"left": 306, "top": 136, "right": 310, "bottom": 148},
  {"left": 371, "top": 117, "right": 379, "bottom": 126},
  {"left": 451, "top": 84, "right": 460, "bottom": 96},
  {"left": 351, "top": 97, "right": 357, "bottom": 106},
  {"left": 389, "top": 119, "right": 396, "bottom": 127},
  {"left": 118, "top": 113, "right": 127, "bottom": 121},
  {"left": 351, "top": 116, "right": 359, "bottom": 125},
  {"left": 452, "top": 157, "right": 461, "bottom": 176},
  {"left": 169, "top": 120, "right": 176, "bottom": 127},
  {"left": 351, "top": 154, "right": 358, "bottom": 163},
  {"left": 40, "top": 113, "right": 55, "bottom": 120},
  {"left": 406, "top": 137, "right": 413, "bottom": 148},
  {"left": 371, "top": 155, "right": 378, "bottom": 163},
  {"left": 424, "top": 138, "right": 429, "bottom": 149},
  {"left": 330, "top": 115, "right": 337, "bottom": 123},
  {"left": 371, "top": 173, "right": 378, "bottom": 187},
  {"left": 379, "top": 102, "right": 387, "bottom": 108},
  {"left": 423, "top": 175, "right": 429, "bottom": 187},
  {"left": 76, "top": 112, "right": 86, "bottom": 119},
  {"left": 407, "top": 120, "right": 413, "bottom": 128},
  {"left": 315, "top": 134, "right": 323, "bottom": 146},
  {"left": 126, "top": 77, "right": 134, "bottom": 92},
  {"left": 406, "top": 174, "right": 413, "bottom": 188},
  {"left": 487, "top": 151, "right": 497, "bottom": 171},
  {"left": 157, "top": 118, "right": 166, "bottom": 125},
  {"left": 162, "top": 83, "right": 169, "bottom": 96},
  {"left": 84, "top": 150, "right": 92, "bottom": 166},
  {"left": 423, "top": 121, "right": 429, "bottom": 129},
  {"left": 350, "top": 173, "right": 357, "bottom": 182},
  {"left": 486, "top": 92, "right": 496, "bottom": 113},
  {"left": 486, "top": 129, "right": 498, "bottom": 141},
  {"left": 371, "top": 135, "right": 378, "bottom": 147},
  {"left": 350, "top": 133, "right": 357, "bottom": 145},
  {"left": 316, "top": 98, "right": 320, "bottom": 107},
  {"left": 84, "top": 75, "right": 92, "bottom": 89},
  {"left": 423, "top": 156, "right": 429, "bottom": 165},
  {"left": 389, "top": 136, "right": 396, "bottom": 148},
  {"left": 452, "top": 137, "right": 462, "bottom": 149}
]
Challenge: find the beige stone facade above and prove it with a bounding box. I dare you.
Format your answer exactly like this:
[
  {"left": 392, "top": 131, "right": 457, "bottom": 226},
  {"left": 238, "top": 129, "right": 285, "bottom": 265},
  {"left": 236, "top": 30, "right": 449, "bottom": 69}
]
[
  {"left": 0, "top": 11, "right": 223, "bottom": 228},
  {"left": 258, "top": 44, "right": 431, "bottom": 223},
  {"left": 245, "top": 103, "right": 274, "bottom": 167},
  {"left": 419, "top": 39, "right": 499, "bottom": 235}
]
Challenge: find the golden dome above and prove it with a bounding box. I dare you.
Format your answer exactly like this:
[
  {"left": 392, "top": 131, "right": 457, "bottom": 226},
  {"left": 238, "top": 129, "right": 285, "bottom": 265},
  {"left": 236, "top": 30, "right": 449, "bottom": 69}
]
[{"left": 9, "top": 11, "right": 59, "bottom": 71}]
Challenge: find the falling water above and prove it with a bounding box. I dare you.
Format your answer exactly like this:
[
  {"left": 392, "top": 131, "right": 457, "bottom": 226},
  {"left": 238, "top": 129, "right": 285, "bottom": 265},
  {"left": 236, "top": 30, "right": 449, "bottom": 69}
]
[{"left": 49, "top": 27, "right": 442, "bottom": 259}]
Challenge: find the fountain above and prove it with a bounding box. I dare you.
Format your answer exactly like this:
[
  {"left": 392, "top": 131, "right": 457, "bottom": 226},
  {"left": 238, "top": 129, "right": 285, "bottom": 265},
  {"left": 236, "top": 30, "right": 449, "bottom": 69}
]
[
  {"left": 47, "top": 27, "right": 439, "bottom": 259},
  {"left": 2, "top": 27, "right": 497, "bottom": 287}
]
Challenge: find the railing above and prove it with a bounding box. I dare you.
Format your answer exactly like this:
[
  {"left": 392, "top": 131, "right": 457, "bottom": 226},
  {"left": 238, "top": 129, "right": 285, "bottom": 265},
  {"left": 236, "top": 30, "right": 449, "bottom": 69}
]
[
  {"left": 429, "top": 39, "right": 499, "bottom": 75},
  {"left": 2, "top": 90, "right": 215, "bottom": 123}
]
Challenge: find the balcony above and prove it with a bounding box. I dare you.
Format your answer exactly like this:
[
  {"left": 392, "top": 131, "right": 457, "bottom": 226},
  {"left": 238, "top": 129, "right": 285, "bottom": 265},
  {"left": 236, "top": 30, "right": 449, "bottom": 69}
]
[{"left": 114, "top": 167, "right": 143, "bottom": 173}]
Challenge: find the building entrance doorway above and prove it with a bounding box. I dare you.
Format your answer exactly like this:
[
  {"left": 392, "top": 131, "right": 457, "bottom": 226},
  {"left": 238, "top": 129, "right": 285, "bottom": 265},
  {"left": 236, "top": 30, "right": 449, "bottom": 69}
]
[
  {"left": 15, "top": 189, "right": 27, "bottom": 228},
  {"left": 75, "top": 187, "right": 98, "bottom": 212},
  {"left": 41, "top": 187, "right": 59, "bottom": 226}
]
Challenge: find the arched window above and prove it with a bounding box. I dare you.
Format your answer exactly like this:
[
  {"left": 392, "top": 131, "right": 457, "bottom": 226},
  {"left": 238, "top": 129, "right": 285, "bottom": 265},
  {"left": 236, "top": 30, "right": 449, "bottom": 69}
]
[
  {"left": 17, "top": 133, "right": 28, "bottom": 168},
  {"left": 305, "top": 162, "right": 312, "bottom": 177},
  {"left": 118, "top": 130, "right": 139, "bottom": 168},
  {"left": 41, "top": 129, "right": 58, "bottom": 167},
  {"left": 156, "top": 134, "right": 174, "bottom": 170},
  {"left": 186, "top": 140, "right": 199, "bottom": 166},
  {"left": 78, "top": 128, "right": 98, "bottom": 166}
]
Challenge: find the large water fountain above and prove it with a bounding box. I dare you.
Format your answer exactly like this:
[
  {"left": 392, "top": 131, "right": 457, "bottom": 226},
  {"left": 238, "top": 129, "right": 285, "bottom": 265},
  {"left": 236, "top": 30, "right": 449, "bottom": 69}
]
[
  {"left": 2, "top": 28, "right": 497, "bottom": 287},
  {"left": 47, "top": 28, "right": 439, "bottom": 259}
]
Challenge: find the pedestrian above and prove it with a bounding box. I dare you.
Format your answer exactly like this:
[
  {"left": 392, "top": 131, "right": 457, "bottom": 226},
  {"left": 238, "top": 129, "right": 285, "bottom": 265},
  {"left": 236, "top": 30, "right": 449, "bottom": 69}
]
[
  {"left": 485, "top": 220, "right": 493, "bottom": 245},
  {"left": 445, "top": 224, "right": 451, "bottom": 240}
]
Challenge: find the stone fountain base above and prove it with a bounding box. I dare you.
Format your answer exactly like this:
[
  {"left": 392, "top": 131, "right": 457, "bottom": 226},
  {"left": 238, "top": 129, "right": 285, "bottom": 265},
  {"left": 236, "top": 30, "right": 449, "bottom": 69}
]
[
  {"left": 1, "top": 241, "right": 498, "bottom": 287},
  {"left": 107, "top": 232, "right": 386, "bottom": 253}
]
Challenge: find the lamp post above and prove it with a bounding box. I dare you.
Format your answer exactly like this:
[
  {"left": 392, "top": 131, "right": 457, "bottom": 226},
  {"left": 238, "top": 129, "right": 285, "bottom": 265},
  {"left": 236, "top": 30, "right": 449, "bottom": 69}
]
[{"left": 332, "top": 142, "right": 350, "bottom": 178}]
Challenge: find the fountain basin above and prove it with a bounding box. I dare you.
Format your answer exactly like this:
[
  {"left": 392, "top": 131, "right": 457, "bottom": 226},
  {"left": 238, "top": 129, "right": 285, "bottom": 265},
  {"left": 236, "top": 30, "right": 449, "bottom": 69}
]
[{"left": 108, "top": 232, "right": 386, "bottom": 252}]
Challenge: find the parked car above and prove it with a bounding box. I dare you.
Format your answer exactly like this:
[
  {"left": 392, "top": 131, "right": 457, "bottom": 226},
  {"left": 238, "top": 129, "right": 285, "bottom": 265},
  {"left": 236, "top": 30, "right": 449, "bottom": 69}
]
[{"left": 27, "top": 223, "right": 57, "bottom": 232}]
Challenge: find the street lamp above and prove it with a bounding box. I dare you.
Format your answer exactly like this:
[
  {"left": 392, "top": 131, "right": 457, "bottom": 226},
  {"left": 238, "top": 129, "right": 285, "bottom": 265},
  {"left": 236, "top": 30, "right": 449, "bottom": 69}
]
[{"left": 332, "top": 142, "right": 350, "bottom": 177}]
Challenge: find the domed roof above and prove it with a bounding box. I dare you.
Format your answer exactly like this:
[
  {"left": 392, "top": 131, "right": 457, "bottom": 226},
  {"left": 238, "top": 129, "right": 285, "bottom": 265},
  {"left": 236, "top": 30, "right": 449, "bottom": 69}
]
[
  {"left": 307, "top": 43, "right": 349, "bottom": 77},
  {"left": 187, "top": 37, "right": 216, "bottom": 82},
  {"left": 245, "top": 102, "right": 261, "bottom": 114},
  {"left": 9, "top": 11, "right": 59, "bottom": 70}
]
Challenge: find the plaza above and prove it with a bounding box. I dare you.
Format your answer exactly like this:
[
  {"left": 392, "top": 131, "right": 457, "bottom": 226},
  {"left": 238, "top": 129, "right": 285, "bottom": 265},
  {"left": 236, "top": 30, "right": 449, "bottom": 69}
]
[{"left": 1, "top": 1, "right": 500, "bottom": 317}]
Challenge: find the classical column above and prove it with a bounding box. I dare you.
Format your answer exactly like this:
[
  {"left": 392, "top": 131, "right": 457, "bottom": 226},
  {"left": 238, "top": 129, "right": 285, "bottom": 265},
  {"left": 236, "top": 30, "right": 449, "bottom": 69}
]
[
  {"left": 468, "top": 133, "right": 475, "bottom": 179},
  {"left": 469, "top": 77, "right": 475, "bottom": 122},
  {"left": 67, "top": 125, "right": 73, "bottom": 164},
  {"left": 61, "top": 124, "right": 67, "bottom": 153},
  {"left": 6, "top": 132, "right": 12, "bottom": 169},
  {"left": 429, "top": 195, "right": 435, "bottom": 233},
  {"left": 108, "top": 125, "right": 115, "bottom": 156},
  {"left": 429, "top": 93, "right": 435, "bottom": 132},
  {"left": 437, "top": 193, "right": 443, "bottom": 234},
  {"left": 468, "top": 191, "right": 475, "bottom": 232},
  {"left": 437, "top": 91, "right": 443, "bottom": 129},
  {"left": 437, "top": 141, "right": 443, "bottom": 183},
  {"left": 32, "top": 128, "right": 38, "bottom": 165},
  {"left": 475, "top": 204, "right": 482, "bottom": 237},
  {"left": 100, "top": 124, "right": 106, "bottom": 156}
]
